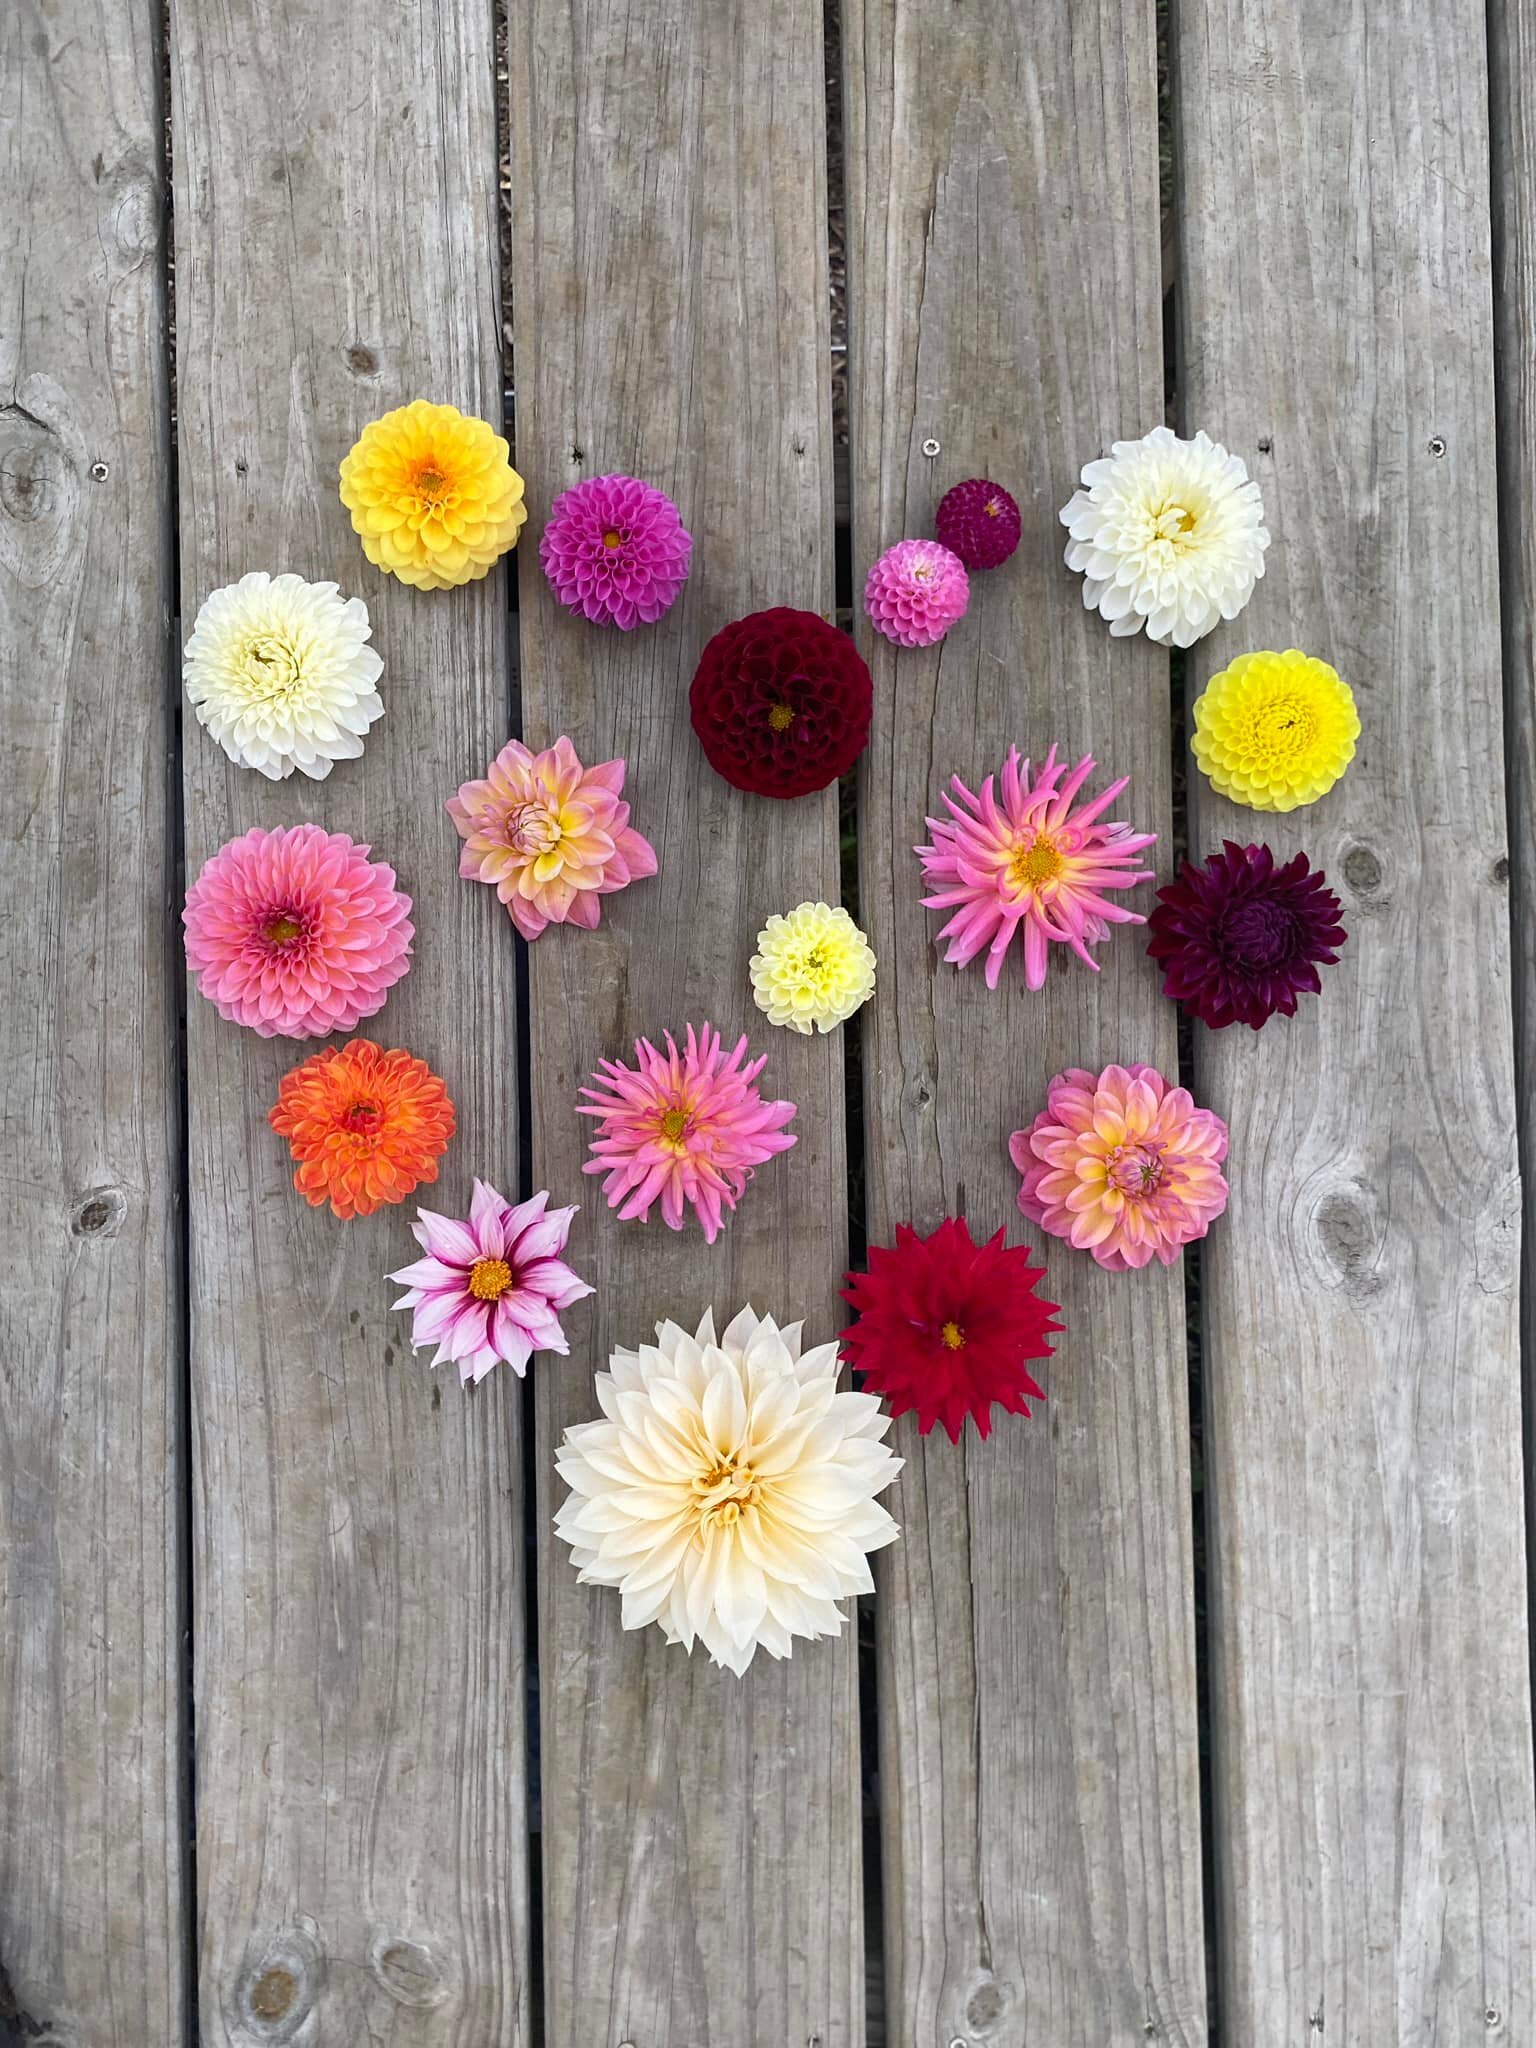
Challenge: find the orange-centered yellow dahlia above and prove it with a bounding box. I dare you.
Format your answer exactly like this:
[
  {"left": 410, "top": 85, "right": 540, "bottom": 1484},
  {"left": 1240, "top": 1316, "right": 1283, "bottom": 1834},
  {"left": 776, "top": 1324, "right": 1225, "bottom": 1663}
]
[{"left": 339, "top": 400, "right": 527, "bottom": 591}]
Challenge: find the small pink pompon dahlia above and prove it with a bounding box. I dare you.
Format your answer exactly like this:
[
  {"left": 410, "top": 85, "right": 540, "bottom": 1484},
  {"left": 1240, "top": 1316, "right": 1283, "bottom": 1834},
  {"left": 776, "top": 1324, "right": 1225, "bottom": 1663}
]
[
  {"left": 184, "top": 824, "right": 413, "bottom": 1038},
  {"left": 864, "top": 539, "right": 969, "bottom": 647},
  {"left": 576, "top": 1023, "right": 797, "bottom": 1242},
  {"left": 917, "top": 746, "right": 1155, "bottom": 990},
  {"left": 389, "top": 1180, "right": 593, "bottom": 1385},
  {"left": 1011, "top": 1064, "right": 1229, "bottom": 1271},
  {"left": 448, "top": 735, "right": 657, "bottom": 941},
  {"left": 539, "top": 474, "right": 692, "bottom": 629}
]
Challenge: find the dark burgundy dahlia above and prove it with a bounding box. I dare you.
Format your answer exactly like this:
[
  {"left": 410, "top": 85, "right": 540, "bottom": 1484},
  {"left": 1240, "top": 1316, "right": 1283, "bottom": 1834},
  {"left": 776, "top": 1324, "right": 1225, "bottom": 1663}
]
[
  {"left": 689, "top": 607, "right": 873, "bottom": 799},
  {"left": 1147, "top": 840, "right": 1346, "bottom": 1030},
  {"left": 934, "top": 478, "right": 1022, "bottom": 570}
]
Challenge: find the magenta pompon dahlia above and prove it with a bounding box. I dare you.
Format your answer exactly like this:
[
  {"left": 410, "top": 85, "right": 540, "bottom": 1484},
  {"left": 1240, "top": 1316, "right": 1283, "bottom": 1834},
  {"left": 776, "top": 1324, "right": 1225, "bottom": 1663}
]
[
  {"left": 538, "top": 473, "right": 692, "bottom": 629},
  {"left": 864, "top": 539, "right": 969, "bottom": 647},
  {"left": 576, "top": 1023, "right": 797, "bottom": 1242},
  {"left": 916, "top": 745, "right": 1156, "bottom": 990},
  {"left": 935, "top": 479, "right": 1022, "bottom": 571},
  {"left": 183, "top": 823, "right": 413, "bottom": 1039},
  {"left": 389, "top": 1179, "right": 593, "bottom": 1385},
  {"left": 1147, "top": 840, "right": 1347, "bottom": 1030}
]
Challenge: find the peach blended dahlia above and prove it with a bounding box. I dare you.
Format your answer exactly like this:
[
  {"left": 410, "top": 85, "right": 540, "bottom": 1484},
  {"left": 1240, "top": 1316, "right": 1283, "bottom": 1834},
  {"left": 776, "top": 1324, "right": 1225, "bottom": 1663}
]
[
  {"left": 340, "top": 400, "right": 526, "bottom": 590},
  {"left": 448, "top": 735, "right": 657, "bottom": 940}
]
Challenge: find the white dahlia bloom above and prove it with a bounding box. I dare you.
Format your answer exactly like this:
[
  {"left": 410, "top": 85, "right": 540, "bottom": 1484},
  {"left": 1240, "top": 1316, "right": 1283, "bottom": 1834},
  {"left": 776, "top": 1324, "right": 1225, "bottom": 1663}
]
[
  {"left": 1059, "top": 425, "right": 1270, "bottom": 648},
  {"left": 555, "top": 1304, "right": 902, "bottom": 1674},
  {"left": 183, "top": 571, "right": 384, "bottom": 780}
]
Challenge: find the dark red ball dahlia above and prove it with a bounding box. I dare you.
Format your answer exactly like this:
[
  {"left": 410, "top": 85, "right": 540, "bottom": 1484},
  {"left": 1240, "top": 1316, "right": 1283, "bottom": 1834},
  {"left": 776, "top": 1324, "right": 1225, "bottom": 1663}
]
[
  {"left": 1147, "top": 840, "right": 1347, "bottom": 1030},
  {"left": 840, "top": 1216, "right": 1061, "bottom": 1443},
  {"left": 689, "top": 607, "right": 873, "bottom": 799},
  {"left": 934, "top": 478, "right": 1022, "bottom": 570}
]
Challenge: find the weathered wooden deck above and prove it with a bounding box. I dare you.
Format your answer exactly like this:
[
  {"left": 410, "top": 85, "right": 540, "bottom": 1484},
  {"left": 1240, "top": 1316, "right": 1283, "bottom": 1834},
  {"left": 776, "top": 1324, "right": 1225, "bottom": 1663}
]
[{"left": 4, "top": 0, "right": 1536, "bottom": 2042}]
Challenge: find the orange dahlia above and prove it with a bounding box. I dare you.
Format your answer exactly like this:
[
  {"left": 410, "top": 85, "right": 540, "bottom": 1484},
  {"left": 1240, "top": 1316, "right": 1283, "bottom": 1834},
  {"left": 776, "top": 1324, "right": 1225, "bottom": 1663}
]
[
  {"left": 339, "top": 400, "right": 526, "bottom": 590},
  {"left": 268, "top": 1039, "right": 456, "bottom": 1220}
]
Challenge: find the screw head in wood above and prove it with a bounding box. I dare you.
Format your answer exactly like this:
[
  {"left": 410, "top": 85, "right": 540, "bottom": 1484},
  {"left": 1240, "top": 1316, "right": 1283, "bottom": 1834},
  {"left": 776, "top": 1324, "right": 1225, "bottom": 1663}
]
[
  {"left": 1428, "top": 435, "right": 1446, "bottom": 458},
  {"left": 922, "top": 437, "right": 941, "bottom": 458},
  {"left": 1485, "top": 2011, "right": 1500, "bottom": 2028},
  {"left": 89, "top": 460, "right": 109, "bottom": 481}
]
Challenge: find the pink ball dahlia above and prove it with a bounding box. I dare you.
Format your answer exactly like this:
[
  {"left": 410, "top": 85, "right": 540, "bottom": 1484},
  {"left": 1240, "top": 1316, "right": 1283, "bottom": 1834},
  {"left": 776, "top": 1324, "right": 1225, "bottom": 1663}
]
[
  {"left": 935, "top": 478, "right": 1022, "bottom": 570},
  {"left": 184, "top": 824, "right": 413, "bottom": 1039},
  {"left": 1011, "top": 1064, "right": 1230, "bottom": 1271},
  {"left": 576, "top": 1023, "right": 797, "bottom": 1242},
  {"left": 538, "top": 473, "right": 692, "bottom": 629},
  {"left": 864, "top": 538, "right": 969, "bottom": 647},
  {"left": 389, "top": 1179, "right": 594, "bottom": 1385},
  {"left": 448, "top": 735, "right": 658, "bottom": 941},
  {"left": 917, "top": 745, "right": 1156, "bottom": 990}
]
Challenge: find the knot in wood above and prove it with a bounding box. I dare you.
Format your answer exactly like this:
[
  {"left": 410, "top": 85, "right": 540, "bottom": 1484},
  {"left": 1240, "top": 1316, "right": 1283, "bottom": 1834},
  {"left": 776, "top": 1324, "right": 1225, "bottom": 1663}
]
[
  {"left": 71, "top": 1186, "right": 126, "bottom": 1239},
  {"left": 368, "top": 1933, "right": 449, "bottom": 2008},
  {"left": 249, "top": 1969, "right": 294, "bottom": 2021}
]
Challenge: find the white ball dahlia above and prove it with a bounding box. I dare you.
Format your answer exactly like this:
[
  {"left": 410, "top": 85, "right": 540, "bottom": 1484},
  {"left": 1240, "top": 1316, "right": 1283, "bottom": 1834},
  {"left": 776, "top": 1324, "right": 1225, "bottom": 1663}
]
[
  {"left": 183, "top": 571, "right": 385, "bottom": 780},
  {"left": 1059, "top": 425, "right": 1270, "bottom": 648},
  {"left": 554, "top": 1304, "right": 902, "bottom": 1674}
]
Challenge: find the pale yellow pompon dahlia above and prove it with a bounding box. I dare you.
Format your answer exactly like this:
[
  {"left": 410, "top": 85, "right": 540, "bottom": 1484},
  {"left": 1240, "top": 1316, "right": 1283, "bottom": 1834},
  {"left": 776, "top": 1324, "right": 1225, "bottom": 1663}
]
[
  {"left": 1192, "top": 648, "right": 1361, "bottom": 811},
  {"left": 750, "top": 901, "right": 876, "bottom": 1034},
  {"left": 339, "top": 400, "right": 526, "bottom": 590}
]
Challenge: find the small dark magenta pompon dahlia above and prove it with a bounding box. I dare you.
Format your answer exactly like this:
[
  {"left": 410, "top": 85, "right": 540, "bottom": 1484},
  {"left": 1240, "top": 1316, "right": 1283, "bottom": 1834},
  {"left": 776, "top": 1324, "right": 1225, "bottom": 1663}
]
[
  {"left": 840, "top": 1216, "right": 1061, "bottom": 1443},
  {"left": 689, "top": 607, "right": 873, "bottom": 799},
  {"left": 1146, "top": 839, "right": 1346, "bottom": 1030},
  {"left": 935, "top": 478, "right": 1022, "bottom": 570}
]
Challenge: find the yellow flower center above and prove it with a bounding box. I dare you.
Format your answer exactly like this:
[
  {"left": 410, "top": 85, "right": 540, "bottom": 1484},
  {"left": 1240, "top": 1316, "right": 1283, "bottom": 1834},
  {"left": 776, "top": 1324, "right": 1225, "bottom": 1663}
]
[
  {"left": 415, "top": 465, "right": 447, "bottom": 497},
  {"left": 1108, "top": 1142, "right": 1164, "bottom": 1198},
  {"left": 692, "top": 1452, "right": 763, "bottom": 1529},
  {"left": 940, "top": 1320, "right": 966, "bottom": 1351},
  {"left": 602, "top": 529, "right": 624, "bottom": 550},
  {"left": 1009, "top": 835, "right": 1063, "bottom": 889},
  {"left": 239, "top": 633, "right": 305, "bottom": 699},
  {"left": 263, "top": 914, "right": 302, "bottom": 944},
  {"left": 659, "top": 1106, "right": 692, "bottom": 1145},
  {"left": 767, "top": 702, "right": 796, "bottom": 733},
  {"left": 1153, "top": 500, "right": 1199, "bottom": 542},
  {"left": 468, "top": 1256, "right": 513, "bottom": 1302},
  {"left": 1249, "top": 696, "right": 1315, "bottom": 760},
  {"left": 507, "top": 800, "right": 564, "bottom": 857},
  {"left": 984, "top": 499, "right": 1003, "bottom": 518}
]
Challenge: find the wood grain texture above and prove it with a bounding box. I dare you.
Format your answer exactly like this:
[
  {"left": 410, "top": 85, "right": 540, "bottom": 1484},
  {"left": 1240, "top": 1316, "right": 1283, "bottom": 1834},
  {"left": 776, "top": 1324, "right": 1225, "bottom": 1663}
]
[
  {"left": 845, "top": 4, "right": 1207, "bottom": 2043},
  {"left": 171, "top": 0, "right": 529, "bottom": 2038},
  {"left": 0, "top": 2, "right": 184, "bottom": 2039},
  {"left": 1491, "top": 0, "right": 1536, "bottom": 1755},
  {"left": 1175, "top": 0, "right": 1536, "bottom": 2037},
  {"left": 504, "top": 3, "right": 860, "bottom": 2042}
]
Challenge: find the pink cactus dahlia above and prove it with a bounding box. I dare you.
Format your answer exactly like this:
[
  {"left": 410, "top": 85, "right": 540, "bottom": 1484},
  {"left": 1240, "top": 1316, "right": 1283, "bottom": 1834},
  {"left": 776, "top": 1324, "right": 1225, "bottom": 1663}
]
[
  {"left": 539, "top": 473, "right": 692, "bottom": 629},
  {"left": 1011, "top": 1064, "right": 1229, "bottom": 1271},
  {"left": 389, "top": 1179, "right": 593, "bottom": 1385},
  {"left": 576, "top": 1023, "right": 797, "bottom": 1242},
  {"left": 183, "top": 824, "right": 413, "bottom": 1039},
  {"left": 448, "top": 735, "right": 657, "bottom": 941},
  {"left": 864, "top": 538, "right": 970, "bottom": 647},
  {"left": 917, "top": 746, "right": 1156, "bottom": 990}
]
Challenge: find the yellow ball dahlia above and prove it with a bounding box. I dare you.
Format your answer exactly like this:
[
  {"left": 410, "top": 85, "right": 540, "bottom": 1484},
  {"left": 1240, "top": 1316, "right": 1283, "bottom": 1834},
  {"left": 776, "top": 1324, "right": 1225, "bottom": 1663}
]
[
  {"left": 750, "top": 901, "right": 876, "bottom": 1034},
  {"left": 339, "top": 400, "right": 526, "bottom": 590},
  {"left": 1191, "top": 648, "right": 1360, "bottom": 812}
]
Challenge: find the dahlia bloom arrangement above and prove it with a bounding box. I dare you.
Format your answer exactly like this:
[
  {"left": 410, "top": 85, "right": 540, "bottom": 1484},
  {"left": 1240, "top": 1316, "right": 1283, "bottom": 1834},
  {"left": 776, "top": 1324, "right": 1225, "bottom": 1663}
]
[
  {"left": 447, "top": 735, "right": 657, "bottom": 940},
  {"left": 750, "top": 901, "right": 876, "bottom": 1034},
  {"left": 935, "top": 478, "right": 1021, "bottom": 571},
  {"left": 183, "top": 572, "right": 384, "bottom": 781},
  {"left": 269, "top": 1039, "right": 455, "bottom": 1220},
  {"left": 840, "top": 1217, "right": 1060, "bottom": 1442},
  {"left": 1148, "top": 841, "right": 1347, "bottom": 1030},
  {"left": 690, "top": 607, "right": 873, "bottom": 798},
  {"left": 389, "top": 1180, "right": 592, "bottom": 1385},
  {"left": 183, "top": 824, "right": 413, "bottom": 1039},
  {"left": 554, "top": 1304, "right": 902, "bottom": 1674},
  {"left": 1011, "top": 1064, "right": 1229, "bottom": 1271},
  {"left": 577, "top": 1023, "right": 797, "bottom": 1242},
  {"left": 917, "top": 745, "right": 1156, "bottom": 990},
  {"left": 538, "top": 473, "right": 692, "bottom": 628},
  {"left": 1059, "top": 426, "right": 1270, "bottom": 646},
  {"left": 1191, "top": 648, "right": 1360, "bottom": 811},
  {"left": 339, "top": 400, "right": 526, "bottom": 590},
  {"left": 864, "top": 538, "right": 969, "bottom": 647}
]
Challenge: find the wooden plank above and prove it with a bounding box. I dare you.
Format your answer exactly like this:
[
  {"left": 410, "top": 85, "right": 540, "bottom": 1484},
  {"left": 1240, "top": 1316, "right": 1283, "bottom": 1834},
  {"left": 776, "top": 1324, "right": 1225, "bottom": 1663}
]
[
  {"left": 0, "top": 3, "right": 186, "bottom": 2039},
  {"left": 170, "top": 1, "right": 529, "bottom": 2039},
  {"left": 1176, "top": 1, "right": 1536, "bottom": 2037},
  {"left": 504, "top": 4, "right": 860, "bottom": 2042},
  {"left": 1492, "top": 0, "right": 1536, "bottom": 1755},
  {"left": 845, "top": 4, "right": 1207, "bottom": 2044}
]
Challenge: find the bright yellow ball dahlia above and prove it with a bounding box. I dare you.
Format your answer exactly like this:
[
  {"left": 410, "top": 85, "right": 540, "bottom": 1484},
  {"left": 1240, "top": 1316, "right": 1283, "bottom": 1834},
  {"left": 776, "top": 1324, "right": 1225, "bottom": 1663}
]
[
  {"left": 750, "top": 900, "right": 876, "bottom": 1034},
  {"left": 339, "top": 400, "right": 526, "bottom": 590},
  {"left": 1191, "top": 648, "right": 1360, "bottom": 812}
]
